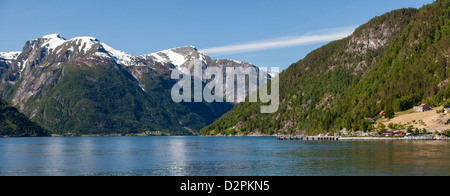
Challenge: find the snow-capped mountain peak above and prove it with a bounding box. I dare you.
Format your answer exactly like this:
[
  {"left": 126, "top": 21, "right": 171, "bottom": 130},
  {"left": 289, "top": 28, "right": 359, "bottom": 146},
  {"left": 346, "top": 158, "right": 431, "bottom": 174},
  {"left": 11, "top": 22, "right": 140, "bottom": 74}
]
[
  {"left": 25, "top": 34, "right": 140, "bottom": 67},
  {"left": 65, "top": 36, "right": 139, "bottom": 66},
  {"left": 2, "top": 34, "right": 266, "bottom": 79},
  {"left": 100, "top": 42, "right": 138, "bottom": 66},
  {"left": 0, "top": 51, "right": 21, "bottom": 61},
  {"left": 1, "top": 34, "right": 272, "bottom": 105},
  {"left": 149, "top": 49, "right": 188, "bottom": 66},
  {"left": 141, "top": 46, "right": 209, "bottom": 67},
  {"left": 68, "top": 36, "right": 101, "bottom": 53},
  {"left": 41, "top": 33, "right": 63, "bottom": 39},
  {"left": 26, "top": 35, "right": 212, "bottom": 69},
  {"left": 40, "top": 34, "right": 67, "bottom": 52}
]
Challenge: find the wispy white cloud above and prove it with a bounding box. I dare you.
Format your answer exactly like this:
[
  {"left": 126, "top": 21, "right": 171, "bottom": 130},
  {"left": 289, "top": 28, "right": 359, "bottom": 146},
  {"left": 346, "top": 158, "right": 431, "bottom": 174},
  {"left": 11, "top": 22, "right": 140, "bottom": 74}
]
[{"left": 199, "top": 26, "right": 356, "bottom": 56}]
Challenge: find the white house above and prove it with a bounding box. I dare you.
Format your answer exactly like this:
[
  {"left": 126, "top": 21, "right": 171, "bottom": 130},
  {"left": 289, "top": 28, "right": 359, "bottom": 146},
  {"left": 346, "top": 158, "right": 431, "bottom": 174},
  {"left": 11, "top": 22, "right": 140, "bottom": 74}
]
[
  {"left": 414, "top": 104, "right": 431, "bottom": 112},
  {"left": 444, "top": 105, "right": 450, "bottom": 113}
]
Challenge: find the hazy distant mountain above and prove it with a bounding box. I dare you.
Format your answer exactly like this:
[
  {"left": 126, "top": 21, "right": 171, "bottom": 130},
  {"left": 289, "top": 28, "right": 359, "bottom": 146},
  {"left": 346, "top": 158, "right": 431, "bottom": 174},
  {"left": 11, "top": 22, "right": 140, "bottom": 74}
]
[{"left": 0, "top": 34, "right": 269, "bottom": 135}]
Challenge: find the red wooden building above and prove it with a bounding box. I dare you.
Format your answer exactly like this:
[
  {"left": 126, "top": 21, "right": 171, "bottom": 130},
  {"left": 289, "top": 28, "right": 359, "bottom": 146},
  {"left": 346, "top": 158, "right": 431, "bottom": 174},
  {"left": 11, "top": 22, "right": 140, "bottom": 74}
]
[
  {"left": 382, "top": 131, "right": 406, "bottom": 137},
  {"left": 394, "top": 131, "right": 406, "bottom": 136}
]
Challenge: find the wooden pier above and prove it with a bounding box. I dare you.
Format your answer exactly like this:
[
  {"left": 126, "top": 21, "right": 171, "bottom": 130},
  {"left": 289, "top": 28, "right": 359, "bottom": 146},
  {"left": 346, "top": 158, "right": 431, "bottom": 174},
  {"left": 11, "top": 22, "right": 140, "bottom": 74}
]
[{"left": 277, "top": 136, "right": 339, "bottom": 141}]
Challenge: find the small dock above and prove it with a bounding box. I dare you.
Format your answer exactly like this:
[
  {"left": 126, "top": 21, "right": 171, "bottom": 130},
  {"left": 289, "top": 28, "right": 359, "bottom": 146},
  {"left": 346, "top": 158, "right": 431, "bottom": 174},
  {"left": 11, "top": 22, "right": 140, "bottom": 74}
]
[{"left": 277, "top": 136, "right": 339, "bottom": 141}]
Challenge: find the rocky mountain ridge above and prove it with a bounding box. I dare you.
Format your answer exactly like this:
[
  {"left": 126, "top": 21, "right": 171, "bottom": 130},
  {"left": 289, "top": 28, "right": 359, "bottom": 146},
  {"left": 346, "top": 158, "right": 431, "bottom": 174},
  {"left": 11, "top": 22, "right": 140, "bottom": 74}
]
[{"left": 0, "top": 34, "right": 269, "bottom": 135}]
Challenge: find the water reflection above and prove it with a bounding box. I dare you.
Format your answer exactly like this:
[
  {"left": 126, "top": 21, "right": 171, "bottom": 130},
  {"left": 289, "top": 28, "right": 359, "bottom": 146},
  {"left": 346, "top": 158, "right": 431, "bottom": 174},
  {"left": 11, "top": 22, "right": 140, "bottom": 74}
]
[
  {"left": 41, "top": 138, "right": 66, "bottom": 175},
  {"left": 0, "top": 137, "right": 449, "bottom": 176},
  {"left": 165, "top": 137, "right": 189, "bottom": 176},
  {"left": 327, "top": 141, "right": 450, "bottom": 175}
]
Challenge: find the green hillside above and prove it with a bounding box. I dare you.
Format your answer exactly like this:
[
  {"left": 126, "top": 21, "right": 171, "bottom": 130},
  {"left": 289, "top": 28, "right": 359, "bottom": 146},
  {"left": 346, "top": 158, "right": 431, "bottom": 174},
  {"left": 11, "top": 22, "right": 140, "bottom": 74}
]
[
  {"left": 0, "top": 98, "right": 48, "bottom": 137},
  {"left": 200, "top": 0, "right": 449, "bottom": 136},
  {"left": 20, "top": 63, "right": 232, "bottom": 135}
]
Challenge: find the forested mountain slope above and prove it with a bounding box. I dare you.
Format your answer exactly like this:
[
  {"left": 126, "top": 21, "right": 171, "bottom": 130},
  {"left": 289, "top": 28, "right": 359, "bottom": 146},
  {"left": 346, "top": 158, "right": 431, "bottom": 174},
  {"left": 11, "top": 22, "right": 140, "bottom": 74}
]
[
  {"left": 0, "top": 98, "right": 48, "bottom": 137},
  {"left": 200, "top": 0, "right": 449, "bottom": 136}
]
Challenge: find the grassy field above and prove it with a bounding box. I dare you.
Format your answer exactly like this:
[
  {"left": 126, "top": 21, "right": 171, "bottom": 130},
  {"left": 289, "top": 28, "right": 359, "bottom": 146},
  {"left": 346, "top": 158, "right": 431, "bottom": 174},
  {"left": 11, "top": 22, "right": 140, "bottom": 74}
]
[{"left": 379, "top": 106, "right": 450, "bottom": 131}]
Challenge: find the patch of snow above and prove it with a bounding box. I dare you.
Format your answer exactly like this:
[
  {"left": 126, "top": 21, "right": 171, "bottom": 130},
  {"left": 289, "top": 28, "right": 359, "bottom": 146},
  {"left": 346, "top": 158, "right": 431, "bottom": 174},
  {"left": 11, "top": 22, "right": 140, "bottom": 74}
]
[
  {"left": 143, "top": 49, "right": 187, "bottom": 66},
  {"left": 40, "top": 34, "right": 66, "bottom": 52},
  {"left": 20, "top": 58, "right": 29, "bottom": 72},
  {"left": 69, "top": 36, "right": 101, "bottom": 54},
  {"left": 94, "top": 52, "right": 111, "bottom": 58},
  {"left": 148, "top": 53, "right": 169, "bottom": 64},
  {"left": 55, "top": 47, "right": 62, "bottom": 55},
  {"left": 42, "top": 34, "right": 61, "bottom": 39},
  {"left": 267, "top": 71, "right": 279, "bottom": 78},
  {"left": 0, "top": 51, "right": 21, "bottom": 60},
  {"left": 67, "top": 45, "right": 75, "bottom": 53},
  {"left": 229, "top": 59, "right": 244, "bottom": 64},
  {"left": 164, "top": 50, "right": 187, "bottom": 66},
  {"left": 198, "top": 53, "right": 208, "bottom": 64},
  {"left": 100, "top": 43, "right": 137, "bottom": 66}
]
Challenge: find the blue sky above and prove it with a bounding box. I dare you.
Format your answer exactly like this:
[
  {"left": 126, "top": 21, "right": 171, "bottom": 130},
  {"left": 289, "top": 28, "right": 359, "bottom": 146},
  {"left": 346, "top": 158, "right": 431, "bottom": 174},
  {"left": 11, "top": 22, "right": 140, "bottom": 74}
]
[{"left": 0, "top": 0, "right": 435, "bottom": 70}]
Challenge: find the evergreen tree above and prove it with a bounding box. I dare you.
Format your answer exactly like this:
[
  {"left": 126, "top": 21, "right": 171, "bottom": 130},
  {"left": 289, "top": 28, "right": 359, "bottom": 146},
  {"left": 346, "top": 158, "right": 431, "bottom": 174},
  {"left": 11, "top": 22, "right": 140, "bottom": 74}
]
[{"left": 384, "top": 104, "right": 395, "bottom": 119}]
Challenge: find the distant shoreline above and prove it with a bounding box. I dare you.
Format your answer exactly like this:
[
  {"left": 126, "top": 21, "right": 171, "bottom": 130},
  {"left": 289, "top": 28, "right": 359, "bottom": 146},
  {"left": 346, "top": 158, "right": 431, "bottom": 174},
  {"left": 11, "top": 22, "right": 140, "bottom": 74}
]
[
  {"left": 339, "top": 135, "right": 450, "bottom": 141},
  {"left": 2, "top": 134, "right": 450, "bottom": 141}
]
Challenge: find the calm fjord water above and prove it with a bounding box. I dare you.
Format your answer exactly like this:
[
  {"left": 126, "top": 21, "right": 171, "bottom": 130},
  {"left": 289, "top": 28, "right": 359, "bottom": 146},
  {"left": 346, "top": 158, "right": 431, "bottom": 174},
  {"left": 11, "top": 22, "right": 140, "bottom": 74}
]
[{"left": 0, "top": 136, "right": 449, "bottom": 176}]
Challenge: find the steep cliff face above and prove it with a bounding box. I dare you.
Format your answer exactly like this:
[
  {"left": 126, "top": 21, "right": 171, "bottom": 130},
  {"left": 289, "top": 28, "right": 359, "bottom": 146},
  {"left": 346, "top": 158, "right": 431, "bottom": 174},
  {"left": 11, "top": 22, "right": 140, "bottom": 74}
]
[
  {"left": 346, "top": 9, "right": 417, "bottom": 55},
  {"left": 0, "top": 52, "right": 21, "bottom": 84}
]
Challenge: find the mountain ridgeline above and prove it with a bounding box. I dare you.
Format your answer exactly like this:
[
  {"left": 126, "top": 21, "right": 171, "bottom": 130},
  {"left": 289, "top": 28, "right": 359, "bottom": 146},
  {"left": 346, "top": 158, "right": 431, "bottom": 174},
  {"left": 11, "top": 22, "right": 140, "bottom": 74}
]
[
  {"left": 200, "top": 0, "right": 449, "bottom": 136},
  {"left": 0, "top": 35, "right": 270, "bottom": 136}
]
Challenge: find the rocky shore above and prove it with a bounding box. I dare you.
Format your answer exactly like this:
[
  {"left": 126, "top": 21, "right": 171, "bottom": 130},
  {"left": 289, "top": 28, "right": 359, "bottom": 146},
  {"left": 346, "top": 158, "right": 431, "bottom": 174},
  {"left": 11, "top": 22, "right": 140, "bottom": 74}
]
[{"left": 339, "top": 135, "right": 450, "bottom": 141}]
